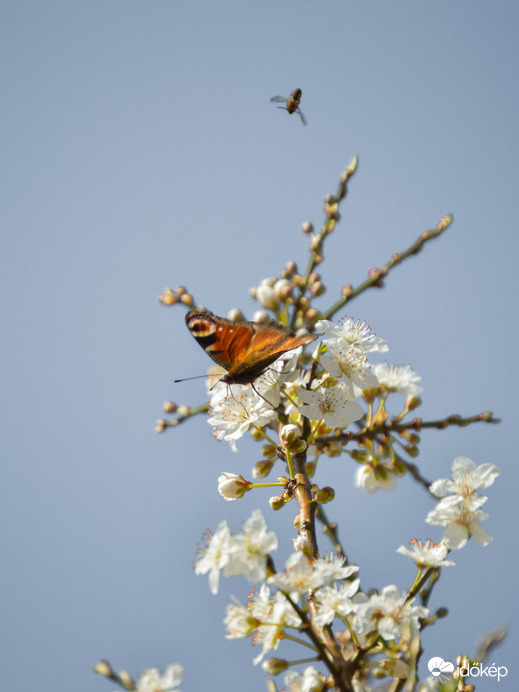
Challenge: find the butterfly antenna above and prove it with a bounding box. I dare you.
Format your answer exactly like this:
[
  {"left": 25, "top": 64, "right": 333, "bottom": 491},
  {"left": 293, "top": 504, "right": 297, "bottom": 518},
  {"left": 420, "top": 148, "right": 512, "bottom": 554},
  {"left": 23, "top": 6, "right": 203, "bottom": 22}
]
[{"left": 173, "top": 374, "right": 209, "bottom": 383}]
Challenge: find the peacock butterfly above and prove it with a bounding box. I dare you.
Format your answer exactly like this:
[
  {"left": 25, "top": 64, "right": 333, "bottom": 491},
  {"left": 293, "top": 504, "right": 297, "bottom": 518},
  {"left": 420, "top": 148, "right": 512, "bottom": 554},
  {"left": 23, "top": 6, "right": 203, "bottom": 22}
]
[{"left": 185, "top": 310, "right": 317, "bottom": 385}]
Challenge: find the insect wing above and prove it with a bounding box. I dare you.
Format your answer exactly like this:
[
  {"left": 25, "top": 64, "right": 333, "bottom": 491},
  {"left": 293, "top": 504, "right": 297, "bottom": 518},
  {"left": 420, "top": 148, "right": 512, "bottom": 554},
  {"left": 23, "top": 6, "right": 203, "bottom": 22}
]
[
  {"left": 185, "top": 311, "right": 252, "bottom": 372},
  {"left": 296, "top": 108, "right": 307, "bottom": 126},
  {"left": 270, "top": 95, "right": 288, "bottom": 103},
  {"left": 186, "top": 310, "right": 317, "bottom": 385}
]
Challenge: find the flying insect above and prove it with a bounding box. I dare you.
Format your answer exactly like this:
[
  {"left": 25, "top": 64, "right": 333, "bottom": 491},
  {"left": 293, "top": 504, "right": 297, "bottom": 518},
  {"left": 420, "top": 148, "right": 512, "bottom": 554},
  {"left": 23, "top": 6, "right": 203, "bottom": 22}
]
[{"left": 270, "top": 88, "right": 307, "bottom": 126}]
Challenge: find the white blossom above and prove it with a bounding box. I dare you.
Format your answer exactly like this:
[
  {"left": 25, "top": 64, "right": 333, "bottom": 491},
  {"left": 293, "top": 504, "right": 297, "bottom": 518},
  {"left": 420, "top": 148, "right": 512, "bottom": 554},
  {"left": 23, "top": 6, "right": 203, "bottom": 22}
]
[
  {"left": 224, "top": 597, "right": 260, "bottom": 639},
  {"left": 353, "top": 585, "right": 428, "bottom": 641},
  {"left": 297, "top": 384, "right": 363, "bottom": 428},
  {"left": 253, "top": 348, "right": 304, "bottom": 408},
  {"left": 208, "top": 387, "right": 277, "bottom": 451},
  {"left": 315, "top": 318, "right": 388, "bottom": 354},
  {"left": 396, "top": 539, "right": 455, "bottom": 567},
  {"left": 319, "top": 351, "right": 379, "bottom": 389},
  {"left": 315, "top": 318, "right": 386, "bottom": 388},
  {"left": 225, "top": 509, "right": 278, "bottom": 583},
  {"left": 372, "top": 363, "right": 423, "bottom": 397},
  {"left": 135, "top": 664, "right": 184, "bottom": 692},
  {"left": 283, "top": 666, "right": 326, "bottom": 692},
  {"left": 355, "top": 463, "right": 397, "bottom": 493},
  {"left": 429, "top": 456, "right": 500, "bottom": 502},
  {"left": 252, "top": 589, "right": 302, "bottom": 664},
  {"left": 425, "top": 501, "right": 492, "bottom": 549},
  {"left": 193, "top": 520, "right": 232, "bottom": 594},
  {"left": 313, "top": 580, "right": 360, "bottom": 626},
  {"left": 426, "top": 457, "right": 499, "bottom": 549},
  {"left": 312, "top": 554, "right": 359, "bottom": 586}
]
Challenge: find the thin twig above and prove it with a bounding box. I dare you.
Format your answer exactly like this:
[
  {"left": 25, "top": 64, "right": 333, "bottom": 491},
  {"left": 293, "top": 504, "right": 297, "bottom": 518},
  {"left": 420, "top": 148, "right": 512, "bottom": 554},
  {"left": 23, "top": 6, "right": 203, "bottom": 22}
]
[{"left": 320, "top": 214, "right": 453, "bottom": 321}]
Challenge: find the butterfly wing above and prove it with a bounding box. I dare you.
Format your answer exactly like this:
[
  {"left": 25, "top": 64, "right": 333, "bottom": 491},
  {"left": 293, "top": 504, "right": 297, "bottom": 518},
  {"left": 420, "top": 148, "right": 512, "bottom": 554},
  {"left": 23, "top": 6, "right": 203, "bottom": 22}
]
[
  {"left": 185, "top": 311, "right": 255, "bottom": 372},
  {"left": 186, "top": 310, "right": 317, "bottom": 385},
  {"left": 224, "top": 319, "right": 316, "bottom": 384}
]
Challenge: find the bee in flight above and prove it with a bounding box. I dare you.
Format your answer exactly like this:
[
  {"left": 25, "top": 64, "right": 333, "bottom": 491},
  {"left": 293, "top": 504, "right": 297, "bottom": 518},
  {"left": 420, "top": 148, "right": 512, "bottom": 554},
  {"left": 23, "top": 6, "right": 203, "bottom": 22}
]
[{"left": 270, "top": 88, "right": 307, "bottom": 126}]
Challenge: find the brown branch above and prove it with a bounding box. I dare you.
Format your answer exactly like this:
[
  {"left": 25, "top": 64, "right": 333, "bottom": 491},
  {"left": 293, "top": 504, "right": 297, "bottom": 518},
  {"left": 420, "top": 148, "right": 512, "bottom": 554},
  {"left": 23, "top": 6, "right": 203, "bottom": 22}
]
[
  {"left": 155, "top": 402, "right": 210, "bottom": 433},
  {"left": 320, "top": 214, "right": 453, "bottom": 321},
  {"left": 318, "top": 410, "right": 499, "bottom": 446}
]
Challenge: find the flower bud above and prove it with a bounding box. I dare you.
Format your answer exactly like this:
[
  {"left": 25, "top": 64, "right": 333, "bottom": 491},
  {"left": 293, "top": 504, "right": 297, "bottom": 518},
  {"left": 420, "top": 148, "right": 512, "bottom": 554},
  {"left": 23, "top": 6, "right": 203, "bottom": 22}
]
[
  {"left": 290, "top": 439, "right": 308, "bottom": 454},
  {"left": 310, "top": 281, "right": 325, "bottom": 297},
  {"left": 256, "top": 284, "right": 279, "bottom": 310},
  {"left": 119, "top": 670, "right": 134, "bottom": 690},
  {"left": 163, "top": 401, "right": 177, "bottom": 413},
  {"left": 351, "top": 448, "right": 371, "bottom": 462},
  {"left": 250, "top": 427, "right": 264, "bottom": 441},
  {"left": 252, "top": 310, "right": 270, "bottom": 323},
  {"left": 158, "top": 288, "right": 176, "bottom": 305},
  {"left": 345, "top": 155, "right": 358, "bottom": 176},
  {"left": 269, "top": 495, "right": 286, "bottom": 511},
  {"left": 274, "top": 279, "right": 293, "bottom": 302},
  {"left": 280, "top": 424, "right": 301, "bottom": 444},
  {"left": 93, "top": 660, "right": 113, "bottom": 678},
  {"left": 180, "top": 293, "right": 194, "bottom": 307},
  {"left": 301, "top": 221, "right": 313, "bottom": 234},
  {"left": 393, "top": 458, "right": 407, "bottom": 476},
  {"left": 309, "top": 234, "right": 321, "bottom": 251},
  {"left": 227, "top": 308, "right": 244, "bottom": 322},
  {"left": 405, "top": 394, "right": 422, "bottom": 410},
  {"left": 155, "top": 419, "right": 167, "bottom": 433},
  {"left": 218, "top": 472, "right": 251, "bottom": 501},
  {"left": 314, "top": 486, "right": 335, "bottom": 504},
  {"left": 253, "top": 458, "right": 275, "bottom": 478},
  {"left": 177, "top": 405, "right": 190, "bottom": 417},
  {"left": 283, "top": 260, "right": 298, "bottom": 277},
  {"left": 261, "top": 658, "right": 289, "bottom": 675}
]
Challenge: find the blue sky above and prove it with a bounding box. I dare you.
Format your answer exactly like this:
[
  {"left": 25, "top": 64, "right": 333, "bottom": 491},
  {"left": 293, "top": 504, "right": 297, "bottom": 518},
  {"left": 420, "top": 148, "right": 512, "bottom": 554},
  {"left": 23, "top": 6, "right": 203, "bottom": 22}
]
[{"left": 3, "top": 2, "right": 518, "bottom": 691}]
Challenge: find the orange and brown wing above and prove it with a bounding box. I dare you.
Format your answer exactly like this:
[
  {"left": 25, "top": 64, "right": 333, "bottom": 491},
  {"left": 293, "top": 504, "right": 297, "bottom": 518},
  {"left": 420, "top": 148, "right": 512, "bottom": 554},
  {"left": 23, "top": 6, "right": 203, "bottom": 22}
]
[
  {"left": 228, "top": 319, "right": 316, "bottom": 383},
  {"left": 185, "top": 311, "right": 254, "bottom": 373},
  {"left": 186, "top": 310, "right": 317, "bottom": 385}
]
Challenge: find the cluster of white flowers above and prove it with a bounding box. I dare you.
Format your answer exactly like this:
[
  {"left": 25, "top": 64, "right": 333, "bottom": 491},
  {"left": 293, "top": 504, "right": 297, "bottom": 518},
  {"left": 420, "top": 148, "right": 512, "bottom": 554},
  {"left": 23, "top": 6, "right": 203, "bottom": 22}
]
[
  {"left": 316, "top": 317, "right": 388, "bottom": 390},
  {"left": 353, "top": 585, "right": 428, "bottom": 641},
  {"left": 193, "top": 453, "right": 500, "bottom": 685},
  {"left": 426, "top": 456, "right": 500, "bottom": 549},
  {"left": 205, "top": 315, "right": 428, "bottom": 506},
  {"left": 205, "top": 316, "right": 408, "bottom": 449},
  {"left": 188, "top": 312, "right": 501, "bottom": 689},
  {"left": 222, "top": 548, "right": 434, "bottom": 666},
  {"left": 206, "top": 350, "right": 301, "bottom": 451},
  {"left": 194, "top": 509, "right": 278, "bottom": 594}
]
